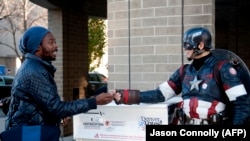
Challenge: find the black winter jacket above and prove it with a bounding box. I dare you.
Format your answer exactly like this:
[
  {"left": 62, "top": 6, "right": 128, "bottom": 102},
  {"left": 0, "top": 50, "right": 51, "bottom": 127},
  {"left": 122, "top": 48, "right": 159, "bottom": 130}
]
[{"left": 5, "top": 53, "right": 96, "bottom": 130}]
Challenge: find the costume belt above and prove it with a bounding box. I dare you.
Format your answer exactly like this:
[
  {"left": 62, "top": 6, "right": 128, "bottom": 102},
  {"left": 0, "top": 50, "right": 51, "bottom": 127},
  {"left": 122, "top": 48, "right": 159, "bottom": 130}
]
[
  {"left": 185, "top": 117, "right": 211, "bottom": 125},
  {"left": 184, "top": 113, "right": 228, "bottom": 125}
]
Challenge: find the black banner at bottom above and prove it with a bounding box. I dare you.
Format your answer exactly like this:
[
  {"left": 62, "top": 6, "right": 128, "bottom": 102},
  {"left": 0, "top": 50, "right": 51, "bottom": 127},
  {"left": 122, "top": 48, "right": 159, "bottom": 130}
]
[{"left": 146, "top": 125, "right": 250, "bottom": 140}]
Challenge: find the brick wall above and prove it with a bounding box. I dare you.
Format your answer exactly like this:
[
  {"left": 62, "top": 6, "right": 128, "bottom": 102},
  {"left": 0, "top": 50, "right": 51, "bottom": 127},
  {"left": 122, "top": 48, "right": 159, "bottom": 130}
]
[
  {"left": 107, "top": 0, "right": 215, "bottom": 91},
  {"left": 48, "top": 8, "right": 89, "bottom": 136},
  {"left": 48, "top": 10, "right": 63, "bottom": 99}
]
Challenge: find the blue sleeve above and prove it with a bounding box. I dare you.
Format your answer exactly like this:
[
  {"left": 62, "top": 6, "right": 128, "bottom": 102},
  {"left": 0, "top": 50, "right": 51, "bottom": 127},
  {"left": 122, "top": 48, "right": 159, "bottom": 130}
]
[{"left": 140, "top": 89, "right": 165, "bottom": 103}]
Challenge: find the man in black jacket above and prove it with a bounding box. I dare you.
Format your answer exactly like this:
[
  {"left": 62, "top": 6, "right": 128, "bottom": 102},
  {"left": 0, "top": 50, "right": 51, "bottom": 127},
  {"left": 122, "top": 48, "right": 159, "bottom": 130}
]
[{"left": 5, "top": 26, "right": 114, "bottom": 133}]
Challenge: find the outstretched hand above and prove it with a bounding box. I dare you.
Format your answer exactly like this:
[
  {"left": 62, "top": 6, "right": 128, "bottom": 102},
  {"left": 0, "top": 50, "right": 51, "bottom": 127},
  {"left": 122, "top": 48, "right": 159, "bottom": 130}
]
[
  {"left": 113, "top": 91, "right": 122, "bottom": 104},
  {"left": 95, "top": 92, "right": 115, "bottom": 105}
]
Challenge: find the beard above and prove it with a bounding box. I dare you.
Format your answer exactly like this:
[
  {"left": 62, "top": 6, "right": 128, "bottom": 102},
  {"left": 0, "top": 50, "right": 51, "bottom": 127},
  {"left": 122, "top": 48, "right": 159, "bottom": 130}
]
[{"left": 41, "top": 46, "right": 57, "bottom": 61}]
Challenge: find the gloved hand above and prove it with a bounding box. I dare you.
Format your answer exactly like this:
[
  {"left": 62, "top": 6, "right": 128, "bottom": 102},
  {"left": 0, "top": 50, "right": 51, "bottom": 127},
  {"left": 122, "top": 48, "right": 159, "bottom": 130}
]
[{"left": 114, "top": 89, "right": 140, "bottom": 105}]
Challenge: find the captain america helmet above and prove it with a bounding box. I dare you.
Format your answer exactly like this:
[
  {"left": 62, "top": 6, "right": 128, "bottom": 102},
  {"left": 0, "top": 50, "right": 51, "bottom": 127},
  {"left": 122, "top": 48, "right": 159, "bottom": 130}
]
[{"left": 183, "top": 27, "right": 212, "bottom": 50}]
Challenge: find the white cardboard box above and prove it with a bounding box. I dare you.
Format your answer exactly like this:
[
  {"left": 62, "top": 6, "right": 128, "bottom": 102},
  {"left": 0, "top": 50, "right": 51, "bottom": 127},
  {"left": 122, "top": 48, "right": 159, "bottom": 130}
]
[{"left": 73, "top": 102, "right": 170, "bottom": 141}]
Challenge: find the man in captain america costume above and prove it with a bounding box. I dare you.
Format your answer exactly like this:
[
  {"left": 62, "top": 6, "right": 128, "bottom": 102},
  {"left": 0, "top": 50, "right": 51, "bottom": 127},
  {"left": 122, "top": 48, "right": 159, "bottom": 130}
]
[{"left": 114, "top": 27, "right": 250, "bottom": 125}]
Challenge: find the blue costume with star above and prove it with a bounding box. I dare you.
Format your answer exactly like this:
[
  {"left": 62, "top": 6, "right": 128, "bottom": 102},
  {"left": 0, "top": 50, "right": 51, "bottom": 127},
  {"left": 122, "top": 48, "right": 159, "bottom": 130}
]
[{"left": 139, "top": 52, "right": 250, "bottom": 125}]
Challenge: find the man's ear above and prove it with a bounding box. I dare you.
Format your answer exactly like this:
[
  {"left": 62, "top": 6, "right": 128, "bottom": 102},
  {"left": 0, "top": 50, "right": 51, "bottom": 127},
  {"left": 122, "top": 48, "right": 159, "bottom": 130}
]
[
  {"left": 34, "top": 45, "right": 42, "bottom": 55},
  {"left": 36, "top": 45, "right": 42, "bottom": 51},
  {"left": 198, "top": 42, "right": 205, "bottom": 50}
]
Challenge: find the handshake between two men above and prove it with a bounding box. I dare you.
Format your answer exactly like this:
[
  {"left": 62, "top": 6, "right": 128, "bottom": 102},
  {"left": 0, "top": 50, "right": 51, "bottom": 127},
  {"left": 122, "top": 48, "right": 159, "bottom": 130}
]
[{"left": 95, "top": 89, "right": 140, "bottom": 105}]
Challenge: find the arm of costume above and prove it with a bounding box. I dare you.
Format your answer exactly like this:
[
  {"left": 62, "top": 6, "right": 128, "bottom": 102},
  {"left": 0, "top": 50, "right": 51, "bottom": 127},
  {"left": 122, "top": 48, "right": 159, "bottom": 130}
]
[
  {"left": 232, "top": 95, "right": 250, "bottom": 125},
  {"left": 115, "top": 88, "right": 166, "bottom": 104},
  {"left": 115, "top": 67, "right": 183, "bottom": 105},
  {"left": 220, "top": 63, "right": 250, "bottom": 125},
  {"left": 140, "top": 81, "right": 176, "bottom": 103}
]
